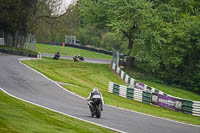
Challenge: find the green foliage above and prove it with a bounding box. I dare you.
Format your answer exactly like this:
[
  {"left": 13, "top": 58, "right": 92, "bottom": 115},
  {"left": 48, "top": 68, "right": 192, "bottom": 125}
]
[
  {"left": 34, "top": 1, "right": 67, "bottom": 42},
  {"left": 80, "top": 0, "right": 154, "bottom": 54},
  {"left": 33, "top": 0, "right": 200, "bottom": 93},
  {"left": 101, "top": 32, "right": 121, "bottom": 51},
  {"left": 79, "top": 0, "right": 110, "bottom": 29},
  {"left": 129, "top": 0, "right": 200, "bottom": 92},
  {"left": 107, "top": 0, "right": 153, "bottom": 34},
  {"left": 0, "top": 0, "right": 30, "bottom": 34},
  {"left": 75, "top": 25, "right": 101, "bottom": 47}
]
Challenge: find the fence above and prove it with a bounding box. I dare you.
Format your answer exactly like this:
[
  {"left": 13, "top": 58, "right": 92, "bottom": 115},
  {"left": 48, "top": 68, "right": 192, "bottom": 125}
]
[
  {"left": 112, "top": 48, "right": 120, "bottom": 67},
  {"left": 111, "top": 62, "right": 167, "bottom": 95},
  {"left": 0, "top": 38, "right": 5, "bottom": 45},
  {"left": 65, "top": 35, "right": 76, "bottom": 45},
  {"left": 24, "top": 34, "right": 36, "bottom": 51},
  {"left": 0, "top": 32, "right": 38, "bottom": 58},
  {"left": 108, "top": 82, "right": 200, "bottom": 116},
  {"left": 0, "top": 32, "right": 36, "bottom": 51}
]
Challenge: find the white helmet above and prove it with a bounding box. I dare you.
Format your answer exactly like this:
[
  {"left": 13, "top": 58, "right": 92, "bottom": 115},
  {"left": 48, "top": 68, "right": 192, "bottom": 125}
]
[{"left": 93, "top": 88, "right": 98, "bottom": 92}]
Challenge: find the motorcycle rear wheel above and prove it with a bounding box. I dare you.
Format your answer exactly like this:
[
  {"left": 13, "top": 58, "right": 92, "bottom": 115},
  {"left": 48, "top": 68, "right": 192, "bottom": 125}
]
[{"left": 96, "top": 105, "right": 101, "bottom": 118}]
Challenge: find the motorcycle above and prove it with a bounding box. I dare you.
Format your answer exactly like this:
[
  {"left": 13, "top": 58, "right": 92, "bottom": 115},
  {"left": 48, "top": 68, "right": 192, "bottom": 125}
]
[
  {"left": 53, "top": 52, "right": 60, "bottom": 60},
  {"left": 78, "top": 55, "right": 84, "bottom": 61},
  {"left": 73, "top": 55, "right": 84, "bottom": 62},
  {"left": 88, "top": 98, "right": 102, "bottom": 118}
]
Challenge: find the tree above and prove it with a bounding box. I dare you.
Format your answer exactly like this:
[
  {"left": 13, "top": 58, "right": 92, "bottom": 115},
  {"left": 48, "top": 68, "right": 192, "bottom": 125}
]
[
  {"left": 102, "top": 32, "right": 121, "bottom": 51},
  {"left": 80, "top": 0, "right": 153, "bottom": 56},
  {"left": 34, "top": 1, "right": 80, "bottom": 43},
  {"left": 0, "top": 0, "right": 62, "bottom": 46},
  {"left": 133, "top": 0, "right": 200, "bottom": 92}
]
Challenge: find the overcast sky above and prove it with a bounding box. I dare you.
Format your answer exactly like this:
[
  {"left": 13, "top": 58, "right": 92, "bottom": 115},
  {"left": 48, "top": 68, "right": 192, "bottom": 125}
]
[{"left": 60, "top": 0, "right": 74, "bottom": 14}]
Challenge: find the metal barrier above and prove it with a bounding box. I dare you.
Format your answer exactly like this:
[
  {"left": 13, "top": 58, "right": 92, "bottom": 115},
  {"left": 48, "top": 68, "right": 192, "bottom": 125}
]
[
  {"left": 110, "top": 62, "right": 200, "bottom": 116},
  {"left": 111, "top": 62, "right": 166, "bottom": 95},
  {"left": 0, "top": 38, "right": 5, "bottom": 45},
  {"left": 108, "top": 82, "right": 200, "bottom": 116}
]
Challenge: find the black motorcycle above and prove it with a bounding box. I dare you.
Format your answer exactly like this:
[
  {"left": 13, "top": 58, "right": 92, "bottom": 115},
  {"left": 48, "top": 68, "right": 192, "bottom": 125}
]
[
  {"left": 53, "top": 52, "right": 60, "bottom": 60},
  {"left": 73, "top": 55, "right": 84, "bottom": 62},
  {"left": 88, "top": 98, "right": 102, "bottom": 118},
  {"left": 78, "top": 55, "right": 84, "bottom": 61}
]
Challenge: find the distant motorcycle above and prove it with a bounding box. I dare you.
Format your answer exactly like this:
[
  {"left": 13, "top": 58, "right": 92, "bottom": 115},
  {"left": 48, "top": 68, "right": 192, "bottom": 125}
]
[
  {"left": 73, "top": 55, "right": 84, "bottom": 62},
  {"left": 88, "top": 98, "right": 102, "bottom": 118},
  {"left": 78, "top": 55, "right": 84, "bottom": 61},
  {"left": 53, "top": 52, "right": 60, "bottom": 60}
]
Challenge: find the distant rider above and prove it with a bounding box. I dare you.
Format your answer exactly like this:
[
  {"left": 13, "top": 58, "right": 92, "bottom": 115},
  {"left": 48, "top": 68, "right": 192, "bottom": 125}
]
[
  {"left": 53, "top": 51, "right": 60, "bottom": 60},
  {"left": 87, "top": 88, "right": 104, "bottom": 111}
]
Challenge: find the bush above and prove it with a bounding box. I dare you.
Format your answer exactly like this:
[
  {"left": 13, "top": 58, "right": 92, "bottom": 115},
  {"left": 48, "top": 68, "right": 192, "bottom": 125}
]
[{"left": 102, "top": 32, "right": 121, "bottom": 51}]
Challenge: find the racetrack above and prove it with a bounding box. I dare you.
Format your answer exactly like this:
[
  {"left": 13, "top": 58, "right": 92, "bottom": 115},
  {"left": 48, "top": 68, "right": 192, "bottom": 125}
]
[
  {"left": 41, "top": 53, "right": 111, "bottom": 64},
  {"left": 0, "top": 53, "right": 199, "bottom": 133}
]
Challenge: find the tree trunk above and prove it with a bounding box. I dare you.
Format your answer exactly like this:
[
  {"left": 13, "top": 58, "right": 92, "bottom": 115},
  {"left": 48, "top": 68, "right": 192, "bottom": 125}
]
[
  {"left": 125, "top": 37, "right": 134, "bottom": 71},
  {"left": 127, "top": 38, "right": 133, "bottom": 56},
  {"left": 125, "top": 56, "right": 133, "bottom": 71}
]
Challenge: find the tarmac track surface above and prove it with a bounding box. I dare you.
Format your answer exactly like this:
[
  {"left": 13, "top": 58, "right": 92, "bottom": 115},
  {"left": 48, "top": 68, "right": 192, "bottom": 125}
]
[
  {"left": 41, "top": 53, "right": 111, "bottom": 64},
  {"left": 0, "top": 53, "right": 200, "bottom": 133}
]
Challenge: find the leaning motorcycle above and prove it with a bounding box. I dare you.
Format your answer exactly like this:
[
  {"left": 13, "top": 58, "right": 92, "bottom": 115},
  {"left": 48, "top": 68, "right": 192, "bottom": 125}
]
[
  {"left": 73, "top": 55, "right": 84, "bottom": 62},
  {"left": 88, "top": 98, "right": 102, "bottom": 118}
]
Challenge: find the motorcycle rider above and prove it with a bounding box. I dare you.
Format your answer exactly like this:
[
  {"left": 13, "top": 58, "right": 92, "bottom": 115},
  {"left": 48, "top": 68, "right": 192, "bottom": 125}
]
[
  {"left": 53, "top": 51, "right": 60, "bottom": 60},
  {"left": 87, "top": 88, "right": 104, "bottom": 111}
]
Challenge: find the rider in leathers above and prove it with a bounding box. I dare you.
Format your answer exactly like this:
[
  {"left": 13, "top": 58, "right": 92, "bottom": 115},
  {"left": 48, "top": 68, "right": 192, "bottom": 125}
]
[{"left": 87, "top": 88, "right": 104, "bottom": 111}]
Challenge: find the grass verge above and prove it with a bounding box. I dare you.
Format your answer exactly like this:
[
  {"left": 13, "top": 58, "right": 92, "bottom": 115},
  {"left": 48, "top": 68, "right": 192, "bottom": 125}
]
[
  {"left": 22, "top": 58, "right": 200, "bottom": 125},
  {"left": 0, "top": 90, "right": 116, "bottom": 133},
  {"left": 35, "top": 43, "right": 112, "bottom": 60}
]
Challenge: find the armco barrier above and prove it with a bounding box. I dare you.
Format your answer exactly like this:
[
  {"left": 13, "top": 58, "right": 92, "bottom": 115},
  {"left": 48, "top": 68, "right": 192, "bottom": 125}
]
[
  {"left": 113, "top": 84, "right": 120, "bottom": 95},
  {"left": 126, "top": 88, "right": 134, "bottom": 99},
  {"left": 108, "top": 82, "right": 143, "bottom": 104},
  {"left": 111, "top": 62, "right": 165, "bottom": 95},
  {"left": 108, "top": 82, "right": 200, "bottom": 116},
  {"left": 182, "top": 100, "right": 193, "bottom": 114},
  {"left": 142, "top": 91, "right": 152, "bottom": 104},
  {"left": 193, "top": 101, "right": 200, "bottom": 116},
  {"left": 182, "top": 100, "right": 200, "bottom": 116},
  {"left": 0, "top": 38, "right": 5, "bottom": 45}
]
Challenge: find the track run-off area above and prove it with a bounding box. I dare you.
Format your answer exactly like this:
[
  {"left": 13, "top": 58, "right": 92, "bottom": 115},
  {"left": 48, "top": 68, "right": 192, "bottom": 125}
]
[{"left": 0, "top": 53, "right": 200, "bottom": 133}]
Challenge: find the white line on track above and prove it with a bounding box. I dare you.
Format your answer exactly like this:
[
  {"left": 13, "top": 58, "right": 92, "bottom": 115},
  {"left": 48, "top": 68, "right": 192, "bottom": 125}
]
[{"left": 16, "top": 57, "right": 200, "bottom": 129}]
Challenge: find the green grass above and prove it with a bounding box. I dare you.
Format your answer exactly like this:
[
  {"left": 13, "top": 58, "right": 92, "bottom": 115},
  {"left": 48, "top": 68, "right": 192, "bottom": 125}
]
[
  {"left": 22, "top": 58, "right": 200, "bottom": 125},
  {"left": 35, "top": 43, "right": 112, "bottom": 60},
  {"left": 0, "top": 91, "right": 116, "bottom": 133}
]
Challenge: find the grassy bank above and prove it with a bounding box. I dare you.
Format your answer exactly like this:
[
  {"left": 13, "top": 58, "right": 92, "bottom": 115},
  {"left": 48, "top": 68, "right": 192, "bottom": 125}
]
[
  {"left": 35, "top": 43, "right": 112, "bottom": 60},
  {"left": 0, "top": 91, "right": 115, "bottom": 133},
  {"left": 22, "top": 58, "right": 200, "bottom": 125}
]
